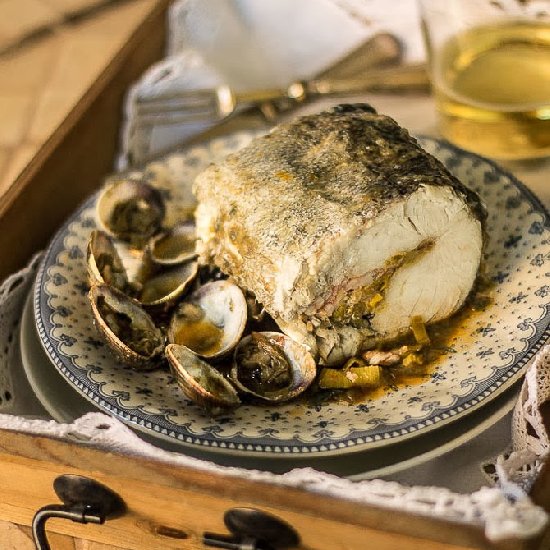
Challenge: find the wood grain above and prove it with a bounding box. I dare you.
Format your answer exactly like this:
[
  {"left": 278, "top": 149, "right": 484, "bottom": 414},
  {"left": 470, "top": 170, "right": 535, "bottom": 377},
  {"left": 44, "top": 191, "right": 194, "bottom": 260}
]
[
  {"left": 0, "top": 0, "right": 60, "bottom": 52},
  {"left": 0, "top": 0, "right": 119, "bottom": 54},
  {"left": 0, "top": 0, "right": 169, "bottom": 283},
  {"left": 0, "top": 0, "right": 163, "bottom": 195},
  {"left": 0, "top": 428, "right": 544, "bottom": 550},
  {"left": 0, "top": 518, "right": 127, "bottom": 550}
]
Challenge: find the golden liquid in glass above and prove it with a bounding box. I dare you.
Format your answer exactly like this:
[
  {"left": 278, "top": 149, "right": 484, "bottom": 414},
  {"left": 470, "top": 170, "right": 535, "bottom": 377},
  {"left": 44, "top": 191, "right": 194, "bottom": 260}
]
[{"left": 432, "top": 21, "right": 550, "bottom": 159}]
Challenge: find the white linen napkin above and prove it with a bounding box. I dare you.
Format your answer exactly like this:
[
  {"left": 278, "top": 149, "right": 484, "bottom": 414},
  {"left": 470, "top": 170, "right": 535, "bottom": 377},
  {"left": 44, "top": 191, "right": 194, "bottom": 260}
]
[{"left": 119, "top": 0, "right": 424, "bottom": 168}]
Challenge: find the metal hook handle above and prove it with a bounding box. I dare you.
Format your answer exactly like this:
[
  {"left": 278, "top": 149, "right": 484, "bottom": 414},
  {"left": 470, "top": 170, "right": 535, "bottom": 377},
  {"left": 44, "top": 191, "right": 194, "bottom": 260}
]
[
  {"left": 32, "top": 475, "right": 125, "bottom": 550},
  {"left": 204, "top": 507, "right": 299, "bottom": 550},
  {"left": 32, "top": 504, "right": 104, "bottom": 550}
]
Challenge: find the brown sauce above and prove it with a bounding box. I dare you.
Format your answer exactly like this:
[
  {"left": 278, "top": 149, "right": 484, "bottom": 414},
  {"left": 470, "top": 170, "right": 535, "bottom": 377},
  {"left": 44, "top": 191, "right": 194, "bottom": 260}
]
[
  {"left": 307, "top": 277, "right": 494, "bottom": 406},
  {"left": 172, "top": 320, "right": 223, "bottom": 356}
]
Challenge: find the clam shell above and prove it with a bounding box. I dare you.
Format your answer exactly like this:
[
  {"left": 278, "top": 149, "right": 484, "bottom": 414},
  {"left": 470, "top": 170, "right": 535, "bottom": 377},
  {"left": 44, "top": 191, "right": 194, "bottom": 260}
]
[
  {"left": 139, "top": 261, "right": 198, "bottom": 308},
  {"left": 86, "top": 230, "right": 128, "bottom": 291},
  {"left": 231, "top": 332, "right": 316, "bottom": 402},
  {"left": 89, "top": 284, "right": 164, "bottom": 370},
  {"left": 146, "top": 221, "right": 197, "bottom": 266},
  {"left": 166, "top": 344, "right": 240, "bottom": 410},
  {"left": 96, "top": 177, "right": 165, "bottom": 247},
  {"left": 167, "top": 280, "right": 247, "bottom": 359}
]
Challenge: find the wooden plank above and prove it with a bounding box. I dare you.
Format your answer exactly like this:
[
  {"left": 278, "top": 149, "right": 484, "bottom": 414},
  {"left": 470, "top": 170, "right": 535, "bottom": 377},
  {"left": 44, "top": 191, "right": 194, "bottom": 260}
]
[
  {"left": 0, "top": 96, "right": 34, "bottom": 149},
  {"left": 0, "top": 0, "right": 120, "bottom": 54},
  {"left": 0, "top": 4, "right": 547, "bottom": 549},
  {"left": 0, "top": 0, "right": 170, "bottom": 283},
  {"left": 0, "top": 0, "right": 167, "bottom": 191},
  {"left": 0, "top": 0, "right": 61, "bottom": 52},
  {"left": 0, "top": 427, "right": 541, "bottom": 550},
  {"left": 0, "top": 0, "right": 156, "bottom": 187},
  {"left": 0, "top": 518, "right": 127, "bottom": 550}
]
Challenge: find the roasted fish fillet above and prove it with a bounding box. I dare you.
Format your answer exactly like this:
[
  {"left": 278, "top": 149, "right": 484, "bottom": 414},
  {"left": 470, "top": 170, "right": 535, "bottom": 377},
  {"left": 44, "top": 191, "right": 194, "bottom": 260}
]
[{"left": 194, "top": 104, "right": 485, "bottom": 365}]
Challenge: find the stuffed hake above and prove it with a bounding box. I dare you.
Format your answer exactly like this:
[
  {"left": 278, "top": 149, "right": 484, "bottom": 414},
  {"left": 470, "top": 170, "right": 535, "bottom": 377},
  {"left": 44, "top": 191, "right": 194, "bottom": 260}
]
[{"left": 194, "top": 104, "right": 485, "bottom": 366}]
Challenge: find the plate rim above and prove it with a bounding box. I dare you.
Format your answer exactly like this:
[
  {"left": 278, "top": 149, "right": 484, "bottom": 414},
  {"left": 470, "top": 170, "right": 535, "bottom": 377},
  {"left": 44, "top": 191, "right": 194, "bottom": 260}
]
[
  {"left": 20, "top": 278, "right": 520, "bottom": 474},
  {"left": 20, "top": 291, "right": 95, "bottom": 423},
  {"left": 33, "top": 134, "right": 550, "bottom": 456},
  {"left": 349, "top": 386, "right": 516, "bottom": 479}
]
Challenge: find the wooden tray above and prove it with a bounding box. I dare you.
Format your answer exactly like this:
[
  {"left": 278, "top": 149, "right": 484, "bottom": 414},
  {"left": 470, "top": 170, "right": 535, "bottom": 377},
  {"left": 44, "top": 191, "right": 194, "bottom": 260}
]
[{"left": 0, "top": 2, "right": 549, "bottom": 548}]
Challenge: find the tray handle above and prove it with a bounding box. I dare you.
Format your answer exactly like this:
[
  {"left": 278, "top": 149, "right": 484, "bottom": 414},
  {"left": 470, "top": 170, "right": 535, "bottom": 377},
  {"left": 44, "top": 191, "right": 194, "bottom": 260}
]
[
  {"left": 204, "top": 507, "right": 300, "bottom": 549},
  {"left": 32, "top": 474, "right": 126, "bottom": 550}
]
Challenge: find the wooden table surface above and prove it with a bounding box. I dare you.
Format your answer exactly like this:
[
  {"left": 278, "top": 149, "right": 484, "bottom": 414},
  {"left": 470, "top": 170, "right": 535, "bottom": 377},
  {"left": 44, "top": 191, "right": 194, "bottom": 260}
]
[{"left": 0, "top": 0, "right": 158, "bottom": 198}]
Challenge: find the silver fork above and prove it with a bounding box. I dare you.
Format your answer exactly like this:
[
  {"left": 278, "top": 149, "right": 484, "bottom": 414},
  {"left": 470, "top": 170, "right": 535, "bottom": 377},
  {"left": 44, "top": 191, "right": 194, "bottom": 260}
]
[
  {"left": 134, "top": 63, "right": 429, "bottom": 126},
  {"left": 133, "top": 32, "right": 426, "bottom": 127}
]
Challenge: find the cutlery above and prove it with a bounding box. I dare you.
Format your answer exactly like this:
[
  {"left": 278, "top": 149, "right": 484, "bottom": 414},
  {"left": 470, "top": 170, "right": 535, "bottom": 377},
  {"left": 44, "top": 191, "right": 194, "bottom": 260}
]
[
  {"left": 133, "top": 32, "right": 409, "bottom": 127},
  {"left": 134, "top": 63, "right": 428, "bottom": 126}
]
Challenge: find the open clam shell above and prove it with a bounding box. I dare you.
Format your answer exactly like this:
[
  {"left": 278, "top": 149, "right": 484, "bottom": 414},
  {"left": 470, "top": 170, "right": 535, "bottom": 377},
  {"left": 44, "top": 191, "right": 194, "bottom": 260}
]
[
  {"left": 86, "top": 230, "right": 128, "bottom": 292},
  {"left": 146, "top": 221, "right": 197, "bottom": 266},
  {"left": 139, "top": 261, "right": 198, "bottom": 308},
  {"left": 89, "top": 284, "right": 164, "bottom": 370},
  {"left": 231, "top": 332, "right": 316, "bottom": 402},
  {"left": 96, "top": 177, "right": 165, "bottom": 248},
  {"left": 168, "top": 280, "right": 247, "bottom": 359},
  {"left": 166, "top": 344, "right": 240, "bottom": 410}
]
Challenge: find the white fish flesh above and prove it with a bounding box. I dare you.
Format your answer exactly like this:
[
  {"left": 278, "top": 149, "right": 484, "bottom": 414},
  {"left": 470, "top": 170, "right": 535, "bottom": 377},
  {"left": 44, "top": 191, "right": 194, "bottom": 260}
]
[{"left": 194, "top": 104, "right": 485, "bottom": 365}]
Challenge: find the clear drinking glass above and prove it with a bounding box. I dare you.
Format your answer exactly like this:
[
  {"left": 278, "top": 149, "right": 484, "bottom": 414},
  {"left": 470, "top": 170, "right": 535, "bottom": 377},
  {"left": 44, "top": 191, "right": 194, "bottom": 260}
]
[{"left": 419, "top": 0, "right": 550, "bottom": 160}]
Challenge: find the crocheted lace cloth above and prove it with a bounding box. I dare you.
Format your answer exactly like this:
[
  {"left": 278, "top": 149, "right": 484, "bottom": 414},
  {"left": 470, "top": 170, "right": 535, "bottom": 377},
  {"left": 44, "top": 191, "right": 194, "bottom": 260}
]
[{"left": 0, "top": 257, "right": 548, "bottom": 542}]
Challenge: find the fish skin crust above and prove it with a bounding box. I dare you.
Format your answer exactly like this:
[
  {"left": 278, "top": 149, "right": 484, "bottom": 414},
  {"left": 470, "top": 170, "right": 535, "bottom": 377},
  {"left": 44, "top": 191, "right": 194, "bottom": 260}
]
[{"left": 194, "top": 104, "right": 485, "bottom": 364}]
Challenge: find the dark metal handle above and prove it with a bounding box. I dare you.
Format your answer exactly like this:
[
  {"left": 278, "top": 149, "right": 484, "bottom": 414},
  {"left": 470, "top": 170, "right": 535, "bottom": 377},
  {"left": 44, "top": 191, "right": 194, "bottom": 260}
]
[
  {"left": 204, "top": 507, "right": 299, "bottom": 549},
  {"left": 32, "top": 475, "right": 125, "bottom": 550},
  {"left": 32, "top": 504, "right": 104, "bottom": 550},
  {"left": 204, "top": 532, "right": 266, "bottom": 550}
]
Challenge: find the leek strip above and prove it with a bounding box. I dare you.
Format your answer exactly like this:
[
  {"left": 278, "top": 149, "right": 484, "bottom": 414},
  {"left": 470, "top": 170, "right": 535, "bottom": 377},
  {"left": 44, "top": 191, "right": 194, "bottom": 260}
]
[
  {"left": 410, "top": 315, "right": 430, "bottom": 346},
  {"left": 319, "top": 365, "right": 381, "bottom": 389}
]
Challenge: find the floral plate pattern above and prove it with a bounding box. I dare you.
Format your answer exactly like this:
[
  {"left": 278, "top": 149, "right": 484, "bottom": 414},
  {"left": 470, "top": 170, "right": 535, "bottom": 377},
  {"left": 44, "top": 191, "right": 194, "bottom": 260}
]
[{"left": 34, "top": 134, "right": 550, "bottom": 456}]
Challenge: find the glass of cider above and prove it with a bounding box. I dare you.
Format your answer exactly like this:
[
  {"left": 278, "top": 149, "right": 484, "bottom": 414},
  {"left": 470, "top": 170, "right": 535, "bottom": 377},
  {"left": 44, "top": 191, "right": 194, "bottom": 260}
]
[{"left": 419, "top": 0, "right": 550, "bottom": 160}]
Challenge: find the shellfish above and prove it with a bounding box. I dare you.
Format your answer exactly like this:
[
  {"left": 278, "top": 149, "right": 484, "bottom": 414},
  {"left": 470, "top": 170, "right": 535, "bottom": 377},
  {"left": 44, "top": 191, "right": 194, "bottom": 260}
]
[
  {"left": 168, "top": 280, "right": 247, "bottom": 359},
  {"left": 165, "top": 344, "right": 240, "bottom": 410},
  {"left": 96, "top": 177, "right": 165, "bottom": 248},
  {"left": 231, "top": 332, "right": 316, "bottom": 402},
  {"left": 146, "top": 221, "right": 197, "bottom": 266},
  {"left": 139, "top": 261, "right": 199, "bottom": 308},
  {"left": 89, "top": 284, "right": 164, "bottom": 369},
  {"left": 86, "top": 230, "right": 128, "bottom": 292}
]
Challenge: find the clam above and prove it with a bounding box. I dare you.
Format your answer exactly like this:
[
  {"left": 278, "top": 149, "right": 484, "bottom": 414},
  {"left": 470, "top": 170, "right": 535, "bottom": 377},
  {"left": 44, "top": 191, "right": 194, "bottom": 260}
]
[
  {"left": 97, "top": 177, "right": 165, "bottom": 248},
  {"left": 166, "top": 344, "right": 240, "bottom": 410},
  {"left": 87, "top": 230, "right": 128, "bottom": 292},
  {"left": 139, "top": 261, "right": 198, "bottom": 308},
  {"left": 231, "top": 332, "right": 316, "bottom": 402},
  {"left": 89, "top": 284, "right": 164, "bottom": 370},
  {"left": 146, "top": 221, "right": 197, "bottom": 266},
  {"left": 168, "top": 280, "right": 247, "bottom": 358}
]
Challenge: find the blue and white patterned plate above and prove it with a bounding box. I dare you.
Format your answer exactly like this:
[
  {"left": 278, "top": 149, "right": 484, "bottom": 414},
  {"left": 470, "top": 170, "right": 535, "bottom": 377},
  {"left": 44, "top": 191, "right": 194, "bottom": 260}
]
[{"left": 34, "top": 134, "right": 550, "bottom": 456}]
